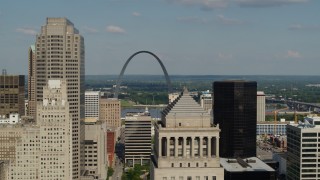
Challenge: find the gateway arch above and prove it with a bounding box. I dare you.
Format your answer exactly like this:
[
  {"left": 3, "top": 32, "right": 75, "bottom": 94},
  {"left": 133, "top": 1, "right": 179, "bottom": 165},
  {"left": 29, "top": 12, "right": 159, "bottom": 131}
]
[{"left": 114, "top": 51, "right": 173, "bottom": 98}]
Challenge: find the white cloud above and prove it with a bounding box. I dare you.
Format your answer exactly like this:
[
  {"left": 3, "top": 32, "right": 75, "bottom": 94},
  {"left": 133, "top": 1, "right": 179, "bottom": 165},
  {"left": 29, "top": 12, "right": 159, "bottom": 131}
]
[
  {"left": 132, "top": 12, "right": 141, "bottom": 17},
  {"left": 217, "top": 15, "right": 245, "bottom": 25},
  {"left": 288, "top": 24, "right": 303, "bottom": 30},
  {"left": 167, "top": 0, "right": 308, "bottom": 9},
  {"left": 83, "top": 26, "right": 99, "bottom": 33},
  {"left": 15, "top": 28, "right": 37, "bottom": 35},
  {"left": 285, "top": 50, "right": 301, "bottom": 58},
  {"left": 235, "top": 0, "right": 309, "bottom": 7},
  {"left": 288, "top": 24, "right": 320, "bottom": 31},
  {"left": 167, "top": 0, "right": 228, "bottom": 10},
  {"left": 176, "top": 16, "right": 208, "bottom": 24},
  {"left": 106, "top": 25, "right": 126, "bottom": 34},
  {"left": 218, "top": 53, "right": 233, "bottom": 59}
]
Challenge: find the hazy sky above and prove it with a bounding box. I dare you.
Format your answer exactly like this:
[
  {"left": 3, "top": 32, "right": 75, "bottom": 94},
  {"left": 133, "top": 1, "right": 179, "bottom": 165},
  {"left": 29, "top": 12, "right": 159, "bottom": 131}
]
[{"left": 0, "top": 0, "right": 319, "bottom": 75}]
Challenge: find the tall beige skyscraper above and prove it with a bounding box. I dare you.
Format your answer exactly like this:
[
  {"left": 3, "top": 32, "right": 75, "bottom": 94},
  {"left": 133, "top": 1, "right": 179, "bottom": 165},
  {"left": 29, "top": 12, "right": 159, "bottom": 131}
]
[
  {"left": 28, "top": 17, "right": 85, "bottom": 179},
  {"left": 37, "top": 80, "right": 72, "bottom": 179},
  {"left": 27, "top": 45, "right": 36, "bottom": 117}
]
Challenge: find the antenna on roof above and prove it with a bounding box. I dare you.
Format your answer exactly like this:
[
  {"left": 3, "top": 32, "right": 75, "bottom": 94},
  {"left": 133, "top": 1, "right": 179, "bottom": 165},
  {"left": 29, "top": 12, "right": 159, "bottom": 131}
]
[{"left": 2, "top": 69, "right": 7, "bottom": 75}]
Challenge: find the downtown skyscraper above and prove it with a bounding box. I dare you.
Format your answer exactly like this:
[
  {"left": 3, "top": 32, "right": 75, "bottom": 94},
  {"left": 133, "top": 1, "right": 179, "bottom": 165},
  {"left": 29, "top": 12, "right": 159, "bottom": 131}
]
[
  {"left": 28, "top": 18, "right": 85, "bottom": 179},
  {"left": 214, "top": 81, "right": 257, "bottom": 158}
]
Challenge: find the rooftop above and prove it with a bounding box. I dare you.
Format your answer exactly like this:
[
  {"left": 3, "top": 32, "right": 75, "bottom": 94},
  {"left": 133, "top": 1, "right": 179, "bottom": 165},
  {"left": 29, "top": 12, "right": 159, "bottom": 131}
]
[
  {"left": 220, "top": 157, "right": 275, "bottom": 172},
  {"left": 162, "top": 88, "right": 207, "bottom": 116}
]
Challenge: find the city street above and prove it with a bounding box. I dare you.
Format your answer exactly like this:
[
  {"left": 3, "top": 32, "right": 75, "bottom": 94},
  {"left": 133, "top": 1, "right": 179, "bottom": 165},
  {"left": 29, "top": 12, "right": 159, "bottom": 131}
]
[{"left": 110, "top": 156, "right": 123, "bottom": 180}]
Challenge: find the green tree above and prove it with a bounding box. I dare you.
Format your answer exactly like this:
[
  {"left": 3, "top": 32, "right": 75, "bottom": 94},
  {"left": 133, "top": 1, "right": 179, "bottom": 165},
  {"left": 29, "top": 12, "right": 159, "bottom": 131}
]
[{"left": 107, "top": 167, "right": 114, "bottom": 180}]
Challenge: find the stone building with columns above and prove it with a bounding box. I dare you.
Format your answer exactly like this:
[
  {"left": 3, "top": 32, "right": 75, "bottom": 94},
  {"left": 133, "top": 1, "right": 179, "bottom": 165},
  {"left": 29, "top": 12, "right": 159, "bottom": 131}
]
[{"left": 151, "top": 89, "right": 224, "bottom": 180}]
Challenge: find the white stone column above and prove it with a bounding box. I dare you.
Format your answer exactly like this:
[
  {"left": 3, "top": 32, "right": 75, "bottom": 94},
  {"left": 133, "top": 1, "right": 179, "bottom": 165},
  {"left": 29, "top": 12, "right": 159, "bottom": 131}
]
[
  {"left": 207, "top": 137, "right": 211, "bottom": 157},
  {"left": 191, "top": 137, "right": 194, "bottom": 157},
  {"left": 199, "top": 137, "right": 203, "bottom": 157},
  {"left": 175, "top": 137, "right": 178, "bottom": 157},
  {"left": 167, "top": 137, "right": 170, "bottom": 157},
  {"left": 216, "top": 136, "right": 220, "bottom": 157},
  {"left": 183, "top": 137, "right": 187, "bottom": 158},
  {"left": 159, "top": 136, "right": 162, "bottom": 157}
]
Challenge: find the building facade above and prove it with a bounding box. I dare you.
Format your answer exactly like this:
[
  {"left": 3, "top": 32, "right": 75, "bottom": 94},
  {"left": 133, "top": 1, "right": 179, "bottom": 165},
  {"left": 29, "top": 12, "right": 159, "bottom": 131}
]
[
  {"left": 99, "top": 98, "right": 121, "bottom": 128},
  {"left": 257, "top": 122, "right": 289, "bottom": 135},
  {"left": 37, "top": 80, "right": 72, "bottom": 179},
  {"left": 125, "top": 110, "right": 151, "bottom": 167},
  {"left": 214, "top": 81, "right": 257, "bottom": 158},
  {"left": 151, "top": 89, "right": 224, "bottom": 180},
  {"left": 0, "top": 113, "right": 20, "bottom": 124},
  {"left": 29, "top": 18, "right": 85, "bottom": 178},
  {"left": 257, "top": 91, "right": 266, "bottom": 122},
  {"left": 84, "top": 123, "right": 108, "bottom": 179},
  {"left": 107, "top": 130, "right": 116, "bottom": 167},
  {"left": 0, "top": 124, "right": 24, "bottom": 162},
  {"left": 0, "top": 72, "right": 25, "bottom": 117},
  {"left": 9, "top": 126, "right": 40, "bottom": 180},
  {"left": 200, "top": 91, "right": 212, "bottom": 112},
  {"left": 85, "top": 91, "right": 101, "bottom": 118},
  {"left": 287, "top": 122, "right": 320, "bottom": 180},
  {"left": 27, "top": 45, "right": 36, "bottom": 118}
]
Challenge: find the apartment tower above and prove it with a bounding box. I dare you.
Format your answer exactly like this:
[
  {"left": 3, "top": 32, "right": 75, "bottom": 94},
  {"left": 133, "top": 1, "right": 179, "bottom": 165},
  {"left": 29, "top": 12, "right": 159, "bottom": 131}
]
[
  {"left": 214, "top": 81, "right": 257, "bottom": 158},
  {"left": 29, "top": 18, "right": 85, "bottom": 178}
]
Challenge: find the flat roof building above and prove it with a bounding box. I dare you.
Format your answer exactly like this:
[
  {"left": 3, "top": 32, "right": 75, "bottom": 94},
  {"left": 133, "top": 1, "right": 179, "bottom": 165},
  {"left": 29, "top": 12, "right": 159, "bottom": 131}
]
[
  {"left": 125, "top": 109, "right": 152, "bottom": 167},
  {"left": 220, "top": 157, "right": 275, "bottom": 180},
  {"left": 0, "top": 72, "right": 25, "bottom": 118},
  {"left": 214, "top": 81, "right": 257, "bottom": 158},
  {"left": 99, "top": 98, "right": 121, "bottom": 128},
  {"left": 85, "top": 91, "right": 101, "bottom": 118},
  {"left": 287, "top": 120, "right": 320, "bottom": 180}
]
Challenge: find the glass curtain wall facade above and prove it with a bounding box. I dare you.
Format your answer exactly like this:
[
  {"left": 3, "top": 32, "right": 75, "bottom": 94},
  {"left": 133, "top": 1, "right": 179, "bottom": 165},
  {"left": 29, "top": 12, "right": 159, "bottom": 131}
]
[{"left": 213, "top": 81, "right": 257, "bottom": 158}]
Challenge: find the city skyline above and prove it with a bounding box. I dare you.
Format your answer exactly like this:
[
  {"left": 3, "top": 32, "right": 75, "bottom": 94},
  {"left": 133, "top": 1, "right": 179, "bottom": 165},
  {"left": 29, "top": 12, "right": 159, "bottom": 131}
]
[{"left": 1, "top": 0, "right": 320, "bottom": 75}]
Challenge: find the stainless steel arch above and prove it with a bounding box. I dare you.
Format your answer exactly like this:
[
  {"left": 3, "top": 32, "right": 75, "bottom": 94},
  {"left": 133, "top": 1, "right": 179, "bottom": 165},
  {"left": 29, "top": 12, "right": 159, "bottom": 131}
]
[{"left": 114, "top": 51, "right": 173, "bottom": 98}]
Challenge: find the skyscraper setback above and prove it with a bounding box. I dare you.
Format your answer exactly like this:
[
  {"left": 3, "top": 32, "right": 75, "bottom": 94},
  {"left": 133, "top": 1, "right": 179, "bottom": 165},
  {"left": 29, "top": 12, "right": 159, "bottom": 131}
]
[
  {"left": 28, "top": 18, "right": 85, "bottom": 179},
  {"left": 214, "top": 81, "right": 257, "bottom": 158}
]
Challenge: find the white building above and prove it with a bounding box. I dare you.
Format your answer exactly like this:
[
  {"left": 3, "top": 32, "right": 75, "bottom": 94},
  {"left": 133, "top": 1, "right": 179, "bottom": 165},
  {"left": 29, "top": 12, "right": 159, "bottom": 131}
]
[
  {"left": 125, "top": 109, "right": 152, "bottom": 167},
  {"left": 257, "top": 91, "right": 265, "bottom": 122},
  {"left": 151, "top": 88, "right": 224, "bottom": 180},
  {"left": 287, "top": 120, "right": 320, "bottom": 180},
  {"left": 8, "top": 80, "right": 74, "bottom": 180},
  {"left": 84, "top": 123, "right": 108, "bottom": 179},
  {"left": 257, "top": 121, "right": 291, "bottom": 135},
  {"left": 0, "top": 113, "right": 20, "bottom": 124},
  {"left": 85, "top": 91, "right": 101, "bottom": 118},
  {"left": 200, "top": 90, "right": 212, "bottom": 112}
]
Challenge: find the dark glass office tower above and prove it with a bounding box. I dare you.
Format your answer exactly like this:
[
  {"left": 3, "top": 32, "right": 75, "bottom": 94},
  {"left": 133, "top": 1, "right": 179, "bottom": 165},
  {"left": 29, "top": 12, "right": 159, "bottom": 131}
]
[{"left": 213, "top": 81, "right": 257, "bottom": 158}]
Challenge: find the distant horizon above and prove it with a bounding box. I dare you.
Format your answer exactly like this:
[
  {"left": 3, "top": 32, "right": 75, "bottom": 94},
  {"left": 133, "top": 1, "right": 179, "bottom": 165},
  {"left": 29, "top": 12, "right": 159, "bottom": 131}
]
[{"left": 13, "top": 73, "right": 320, "bottom": 77}]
